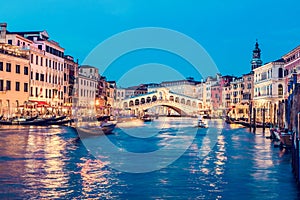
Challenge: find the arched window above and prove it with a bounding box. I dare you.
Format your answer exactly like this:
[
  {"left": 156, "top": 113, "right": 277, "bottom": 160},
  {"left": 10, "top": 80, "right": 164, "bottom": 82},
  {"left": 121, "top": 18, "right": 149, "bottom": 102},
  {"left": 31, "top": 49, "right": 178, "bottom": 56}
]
[
  {"left": 278, "top": 84, "right": 283, "bottom": 96},
  {"left": 152, "top": 95, "right": 157, "bottom": 102},
  {"left": 146, "top": 97, "right": 151, "bottom": 103},
  {"left": 135, "top": 99, "right": 139, "bottom": 105},
  {"left": 141, "top": 98, "right": 145, "bottom": 104}
]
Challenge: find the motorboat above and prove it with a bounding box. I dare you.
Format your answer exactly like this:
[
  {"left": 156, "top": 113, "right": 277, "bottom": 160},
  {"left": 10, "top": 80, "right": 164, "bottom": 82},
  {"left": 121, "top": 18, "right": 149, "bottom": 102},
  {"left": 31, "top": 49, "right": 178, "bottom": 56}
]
[
  {"left": 141, "top": 114, "right": 153, "bottom": 122},
  {"left": 197, "top": 119, "right": 208, "bottom": 128},
  {"left": 76, "top": 123, "right": 117, "bottom": 137}
]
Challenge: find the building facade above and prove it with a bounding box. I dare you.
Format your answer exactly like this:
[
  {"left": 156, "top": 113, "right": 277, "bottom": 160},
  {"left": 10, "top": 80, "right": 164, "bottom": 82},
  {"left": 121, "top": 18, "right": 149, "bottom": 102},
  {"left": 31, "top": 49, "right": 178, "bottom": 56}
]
[
  {"left": 0, "top": 42, "right": 30, "bottom": 117},
  {"left": 253, "top": 59, "right": 285, "bottom": 122}
]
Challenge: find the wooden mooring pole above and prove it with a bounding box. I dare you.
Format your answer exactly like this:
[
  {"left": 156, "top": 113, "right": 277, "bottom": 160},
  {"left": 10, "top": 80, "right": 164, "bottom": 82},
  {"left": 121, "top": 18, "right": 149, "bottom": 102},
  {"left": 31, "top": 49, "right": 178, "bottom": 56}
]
[
  {"left": 262, "top": 107, "right": 266, "bottom": 133},
  {"left": 253, "top": 108, "right": 256, "bottom": 133}
]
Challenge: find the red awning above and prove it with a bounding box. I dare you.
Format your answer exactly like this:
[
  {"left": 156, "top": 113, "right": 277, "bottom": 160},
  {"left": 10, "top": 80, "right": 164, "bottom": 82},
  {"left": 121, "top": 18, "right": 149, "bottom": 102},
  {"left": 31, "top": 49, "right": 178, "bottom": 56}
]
[{"left": 28, "top": 100, "right": 50, "bottom": 107}]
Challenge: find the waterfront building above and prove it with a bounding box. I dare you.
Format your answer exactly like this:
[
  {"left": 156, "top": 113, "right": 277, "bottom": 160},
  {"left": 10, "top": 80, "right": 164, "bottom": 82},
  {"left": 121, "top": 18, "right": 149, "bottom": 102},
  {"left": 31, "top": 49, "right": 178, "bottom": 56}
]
[
  {"left": 210, "top": 83, "right": 222, "bottom": 117},
  {"left": 253, "top": 59, "right": 285, "bottom": 122},
  {"left": 227, "top": 77, "right": 245, "bottom": 119},
  {"left": 64, "top": 55, "right": 78, "bottom": 114},
  {"left": 282, "top": 45, "right": 300, "bottom": 98},
  {"left": 220, "top": 75, "right": 235, "bottom": 115},
  {"left": 204, "top": 75, "right": 220, "bottom": 113},
  {"left": 106, "top": 81, "right": 116, "bottom": 115},
  {"left": 148, "top": 77, "right": 200, "bottom": 99},
  {"left": 0, "top": 42, "right": 30, "bottom": 117},
  {"left": 77, "top": 66, "right": 98, "bottom": 116},
  {"left": 95, "top": 76, "right": 107, "bottom": 115}
]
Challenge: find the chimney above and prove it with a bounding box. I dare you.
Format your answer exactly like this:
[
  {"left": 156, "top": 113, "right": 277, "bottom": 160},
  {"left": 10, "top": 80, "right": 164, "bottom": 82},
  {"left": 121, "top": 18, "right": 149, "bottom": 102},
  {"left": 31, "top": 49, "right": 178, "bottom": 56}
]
[{"left": 0, "top": 23, "right": 7, "bottom": 43}]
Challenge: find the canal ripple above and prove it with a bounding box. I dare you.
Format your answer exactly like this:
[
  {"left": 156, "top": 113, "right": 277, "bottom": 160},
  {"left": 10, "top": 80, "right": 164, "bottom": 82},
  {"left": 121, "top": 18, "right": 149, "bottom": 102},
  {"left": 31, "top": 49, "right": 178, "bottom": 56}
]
[{"left": 0, "top": 119, "right": 299, "bottom": 199}]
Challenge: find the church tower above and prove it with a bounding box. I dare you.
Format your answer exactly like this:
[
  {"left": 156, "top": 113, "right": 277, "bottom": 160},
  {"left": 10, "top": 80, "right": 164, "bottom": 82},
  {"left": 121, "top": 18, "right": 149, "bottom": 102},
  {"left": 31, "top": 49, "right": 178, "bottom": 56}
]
[{"left": 251, "top": 40, "right": 263, "bottom": 70}]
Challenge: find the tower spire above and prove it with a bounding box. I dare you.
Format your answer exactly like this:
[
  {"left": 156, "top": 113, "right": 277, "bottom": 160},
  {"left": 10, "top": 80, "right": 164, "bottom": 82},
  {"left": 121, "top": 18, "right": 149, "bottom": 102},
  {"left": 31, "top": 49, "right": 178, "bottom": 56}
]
[{"left": 251, "top": 40, "right": 262, "bottom": 71}]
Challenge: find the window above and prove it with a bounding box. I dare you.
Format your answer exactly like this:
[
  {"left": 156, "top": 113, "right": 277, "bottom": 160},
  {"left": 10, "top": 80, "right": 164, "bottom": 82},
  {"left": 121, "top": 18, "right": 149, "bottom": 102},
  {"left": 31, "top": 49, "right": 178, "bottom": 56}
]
[
  {"left": 46, "top": 58, "right": 48, "bottom": 67},
  {"left": 15, "top": 82, "right": 20, "bottom": 91},
  {"left": 278, "top": 84, "right": 283, "bottom": 96},
  {"left": 30, "top": 54, "right": 33, "bottom": 64},
  {"left": 247, "top": 84, "right": 251, "bottom": 89},
  {"left": 6, "top": 80, "right": 11, "bottom": 91},
  {"left": 45, "top": 89, "right": 48, "bottom": 98},
  {"left": 30, "top": 71, "right": 33, "bottom": 80},
  {"left": 30, "top": 87, "right": 33, "bottom": 96},
  {"left": 49, "top": 89, "right": 52, "bottom": 98},
  {"left": 6, "top": 63, "right": 11, "bottom": 72},
  {"left": 0, "top": 62, "right": 3, "bottom": 71},
  {"left": 278, "top": 68, "right": 283, "bottom": 78},
  {"left": 24, "top": 83, "right": 28, "bottom": 92},
  {"left": 35, "top": 87, "right": 38, "bottom": 97},
  {"left": 8, "top": 40, "right": 12, "bottom": 45},
  {"left": 0, "top": 80, "right": 3, "bottom": 91},
  {"left": 36, "top": 55, "right": 38, "bottom": 65},
  {"left": 38, "top": 45, "right": 42, "bottom": 50},
  {"left": 40, "top": 74, "right": 44, "bottom": 82},
  {"left": 40, "top": 57, "right": 43, "bottom": 66},
  {"left": 24, "top": 66, "right": 28, "bottom": 75},
  {"left": 35, "top": 73, "right": 39, "bottom": 81},
  {"left": 16, "top": 65, "right": 20, "bottom": 74}
]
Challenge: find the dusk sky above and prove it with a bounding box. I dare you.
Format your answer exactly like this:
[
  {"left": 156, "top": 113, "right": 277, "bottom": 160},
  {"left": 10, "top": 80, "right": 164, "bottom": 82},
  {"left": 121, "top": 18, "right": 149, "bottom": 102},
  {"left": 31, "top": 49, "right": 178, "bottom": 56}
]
[{"left": 2, "top": 0, "right": 300, "bottom": 86}]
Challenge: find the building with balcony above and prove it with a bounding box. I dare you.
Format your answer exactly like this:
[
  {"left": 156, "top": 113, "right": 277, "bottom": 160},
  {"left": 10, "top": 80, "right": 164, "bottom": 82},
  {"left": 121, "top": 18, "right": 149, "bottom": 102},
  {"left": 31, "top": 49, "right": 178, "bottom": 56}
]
[{"left": 253, "top": 59, "right": 285, "bottom": 122}]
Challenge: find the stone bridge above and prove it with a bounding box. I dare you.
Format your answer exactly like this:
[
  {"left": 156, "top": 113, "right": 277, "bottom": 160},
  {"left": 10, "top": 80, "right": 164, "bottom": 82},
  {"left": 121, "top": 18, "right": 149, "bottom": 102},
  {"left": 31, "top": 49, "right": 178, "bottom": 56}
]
[{"left": 117, "top": 88, "right": 204, "bottom": 116}]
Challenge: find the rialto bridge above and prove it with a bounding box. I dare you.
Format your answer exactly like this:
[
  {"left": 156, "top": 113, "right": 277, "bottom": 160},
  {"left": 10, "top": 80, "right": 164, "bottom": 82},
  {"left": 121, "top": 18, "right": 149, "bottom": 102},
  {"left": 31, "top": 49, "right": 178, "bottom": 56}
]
[{"left": 117, "top": 88, "right": 205, "bottom": 116}]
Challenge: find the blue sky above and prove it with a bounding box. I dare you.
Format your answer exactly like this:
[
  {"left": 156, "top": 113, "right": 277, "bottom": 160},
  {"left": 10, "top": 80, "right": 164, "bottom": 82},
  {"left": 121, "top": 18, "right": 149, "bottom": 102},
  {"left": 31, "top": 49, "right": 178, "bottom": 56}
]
[{"left": 1, "top": 0, "right": 300, "bottom": 86}]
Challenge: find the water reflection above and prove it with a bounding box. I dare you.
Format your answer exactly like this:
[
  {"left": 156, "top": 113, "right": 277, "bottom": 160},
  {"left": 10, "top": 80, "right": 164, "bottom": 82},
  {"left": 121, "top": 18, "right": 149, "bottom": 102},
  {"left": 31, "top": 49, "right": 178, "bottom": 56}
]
[{"left": 0, "top": 120, "right": 299, "bottom": 199}]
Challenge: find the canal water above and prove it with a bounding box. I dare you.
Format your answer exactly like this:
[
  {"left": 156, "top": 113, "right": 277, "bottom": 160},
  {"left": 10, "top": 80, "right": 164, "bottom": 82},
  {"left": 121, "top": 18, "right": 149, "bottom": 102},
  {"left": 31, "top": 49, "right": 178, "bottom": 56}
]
[{"left": 0, "top": 118, "right": 299, "bottom": 199}]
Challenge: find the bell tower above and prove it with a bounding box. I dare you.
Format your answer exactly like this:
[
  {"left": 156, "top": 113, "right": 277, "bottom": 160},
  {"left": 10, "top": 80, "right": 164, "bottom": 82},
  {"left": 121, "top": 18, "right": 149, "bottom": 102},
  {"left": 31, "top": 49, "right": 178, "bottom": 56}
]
[{"left": 251, "top": 40, "right": 263, "bottom": 70}]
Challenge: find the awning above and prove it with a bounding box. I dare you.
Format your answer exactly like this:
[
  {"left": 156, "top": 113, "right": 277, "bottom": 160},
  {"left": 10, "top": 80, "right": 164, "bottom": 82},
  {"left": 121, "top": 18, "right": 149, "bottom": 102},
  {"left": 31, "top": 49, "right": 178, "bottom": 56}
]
[{"left": 28, "top": 100, "right": 50, "bottom": 107}]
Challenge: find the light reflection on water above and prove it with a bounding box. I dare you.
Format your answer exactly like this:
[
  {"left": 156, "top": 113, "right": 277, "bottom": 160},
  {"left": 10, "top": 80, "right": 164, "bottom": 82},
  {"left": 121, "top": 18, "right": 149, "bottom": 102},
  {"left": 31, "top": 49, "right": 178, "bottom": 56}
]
[{"left": 0, "top": 119, "right": 299, "bottom": 199}]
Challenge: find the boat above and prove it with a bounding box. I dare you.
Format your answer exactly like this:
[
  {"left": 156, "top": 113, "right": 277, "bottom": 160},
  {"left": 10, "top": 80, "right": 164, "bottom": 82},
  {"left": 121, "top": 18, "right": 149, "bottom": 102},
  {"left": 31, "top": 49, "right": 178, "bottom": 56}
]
[
  {"left": 0, "top": 118, "right": 48, "bottom": 126},
  {"left": 141, "top": 114, "right": 153, "bottom": 122},
  {"left": 97, "top": 115, "right": 110, "bottom": 121},
  {"left": 50, "top": 115, "right": 67, "bottom": 122},
  {"left": 197, "top": 119, "right": 208, "bottom": 128},
  {"left": 76, "top": 123, "right": 116, "bottom": 137},
  {"left": 46, "top": 119, "right": 73, "bottom": 126}
]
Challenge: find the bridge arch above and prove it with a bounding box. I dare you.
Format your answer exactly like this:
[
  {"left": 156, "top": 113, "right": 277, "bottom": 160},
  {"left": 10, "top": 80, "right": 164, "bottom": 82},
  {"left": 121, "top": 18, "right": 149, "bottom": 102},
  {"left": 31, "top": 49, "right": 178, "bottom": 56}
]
[
  {"left": 146, "top": 96, "right": 151, "bottom": 103},
  {"left": 181, "top": 98, "right": 185, "bottom": 104},
  {"left": 186, "top": 100, "right": 191, "bottom": 106}
]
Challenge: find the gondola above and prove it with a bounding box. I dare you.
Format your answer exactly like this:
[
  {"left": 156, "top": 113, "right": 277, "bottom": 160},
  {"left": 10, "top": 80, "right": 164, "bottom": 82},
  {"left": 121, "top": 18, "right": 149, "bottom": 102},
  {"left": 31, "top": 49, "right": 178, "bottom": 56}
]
[
  {"left": 0, "top": 118, "right": 48, "bottom": 126},
  {"left": 46, "top": 119, "right": 73, "bottom": 126}
]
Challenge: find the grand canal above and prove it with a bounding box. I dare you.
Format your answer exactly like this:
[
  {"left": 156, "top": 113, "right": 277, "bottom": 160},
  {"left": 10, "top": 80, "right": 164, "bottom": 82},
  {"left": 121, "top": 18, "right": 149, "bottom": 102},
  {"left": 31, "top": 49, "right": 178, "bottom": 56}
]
[{"left": 0, "top": 118, "right": 299, "bottom": 199}]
